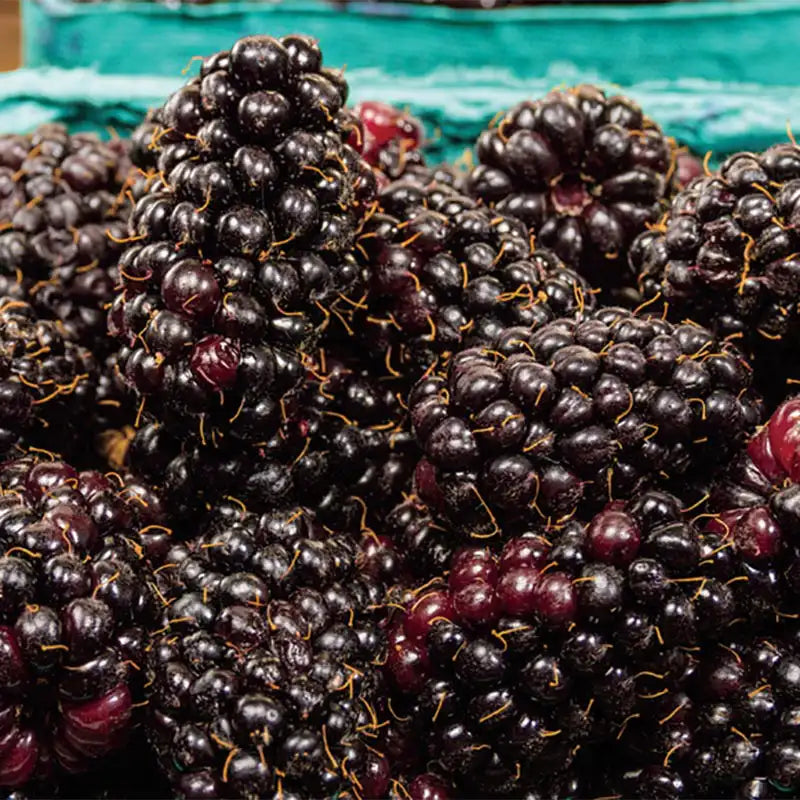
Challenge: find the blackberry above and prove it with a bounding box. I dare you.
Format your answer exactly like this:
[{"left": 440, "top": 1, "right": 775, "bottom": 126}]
[
  {"left": 126, "top": 419, "right": 259, "bottom": 520},
  {"left": 631, "top": 144, "right": 800, "bottom": 399},
  {"left": 114, "top": 35, "right": 376, "bottom": 445},
  {"left": 146, "top": 499, "right": 390, "bottom": 799},
  {"left": 409, "top": 306, "right": 762, "bottom": 532},
  {"left": 129, "top": 108, "right": 163, "bottom": 174},
  {"left": 383, "top": 496, "right": 458, "bottom": 582},
  {"left": 0, "top": 455, "right": 163, "bottom": 790},
  {"left": 0, "top": 125, "right": 136, "bottom": 347},
  {"left": 356, "top": 177, "right": 594, "bottom": 383},
  {"left": 466, "top": 85, "right": 675, "bottom": 297},
  {"left": 345, "top": 101, "right": 459, "bottom": 188},
  {"left": 125, "top": 349, "right": 415, "bottom": 527},
  {"left": 285, "top": 352, "right": 417, "bottom": 529},
  {"left": 0, "top": 299, "right": 97, "bottom": 461},
  {"left": 385, "top": 486, "right": 800, "bottom": 798}
]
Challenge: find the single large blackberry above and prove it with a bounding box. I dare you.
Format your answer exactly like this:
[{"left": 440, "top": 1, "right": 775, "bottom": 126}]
[
  {"left": 0, "top": 299, "right": 97, "bottom": 461},
  {"left": 631, "top": 144, "right": 800, "bottom": 397},
  {"left": 466, "top": 85, "right": 675, "bottom": 296},
  {"left": 409, "top": 307, "right": 762, "bottom": 533},
  {"left": 114, "top": 35, "right": 376, "bottom": 444},
  {"left": 0, "top": 455, "right": 164, "bottom": 790},
  {"left": 0, "top": 125, "right": 136, "bottom": 346},
  {"left": 145, "top": 499, "right": 391, "bottom": 800},
  {"left": 355, "top": 178, "right": 594, "bottom": 382},
  {"left": 385, "top": 483, "right": 800, "bottom": 798}
]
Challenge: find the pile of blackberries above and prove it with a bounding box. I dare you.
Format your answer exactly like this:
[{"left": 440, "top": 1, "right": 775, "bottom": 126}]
[{"left": 2, "top": 31, "right": 799, "bottom": 800}]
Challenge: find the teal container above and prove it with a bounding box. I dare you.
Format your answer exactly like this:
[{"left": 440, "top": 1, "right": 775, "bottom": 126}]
[
  {"left": 1, "top": 66, "right": 799, "bottom": 161},
  {"left": 21, "top": 0, "right": 800, "bottom": 85}
]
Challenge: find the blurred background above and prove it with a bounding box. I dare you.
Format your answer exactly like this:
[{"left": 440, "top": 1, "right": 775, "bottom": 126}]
[{"left": 1, "top": 0, "right": 798, "bottom": 159}]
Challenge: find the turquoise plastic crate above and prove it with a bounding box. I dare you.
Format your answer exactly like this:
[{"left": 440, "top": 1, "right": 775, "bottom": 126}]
[
  {"left": 21, "top": 0, "right": 800, "bottom": 85},
  {"left": 1, "top": 66, "right": 799, "bottom": 162}
]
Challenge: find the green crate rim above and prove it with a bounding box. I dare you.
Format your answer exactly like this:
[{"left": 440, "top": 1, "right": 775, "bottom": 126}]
[{"left": 28, "top": 0, "right": 800, "bottom": 23}]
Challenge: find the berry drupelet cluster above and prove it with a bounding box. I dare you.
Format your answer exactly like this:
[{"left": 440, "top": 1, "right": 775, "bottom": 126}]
[
  {"left": 409, "top": 306, "right": 762, "bottom": 533},
  {"left": 145, "top": 499, "right": 391, "bottom": 800},
  {"left": 0, "top": 125, "right": 136, "bottom": 347},
  {"left": 631, "top": 143, "right": 800, "bottom": 400},
  {"left": 113, "top": 34, "right": 376, "bottom": 446},
  {"left": 345, "top": 101, "right": 460, "bottom": 188},
  {"left": 282, "top": 352, "right": 417, "bottom": 530},
  {"left": 356, "top": 176, "right": 594, "bottom": 383},
  {"left": 466, "top": 85, "right": 675, "bottom": 297},
  {"left": 0, "top": 299, "right": 98, "bottom": 462},
  {"left": 125, "top": 348, "right": 414, "bottom": 527},
  {"left": 596, "top": 398, "right": 800, "bottom": 797},
  {"left": 385, "top": 469, "right": 800, "bottom": 798},
  {"left": 0, "top": 456, "right": 164, "bottom": 790}
]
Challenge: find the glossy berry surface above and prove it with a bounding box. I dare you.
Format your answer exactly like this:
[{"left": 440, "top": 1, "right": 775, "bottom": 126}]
[
  {"left": 118, "top": 35, "right": 376, "bottom": 446},
  {"left": 355, "top": 176, "right": 594, "bottom": 386},
  {"left": 145, "top": 498, "right": 388, "bottom": 799},
  {"left": 0, "top": 125, "right": 137, "bottom": 346},
  {"left": 0, "top": 455, "right": 163, "bottom": 789},
  {"left": 632, "top": 144, "right": 800, "bottom": 399},
  {"left": 0, "top": 299, "right": 98, "bottom": 461},
  {"left": 467, "top": 85, "right": 675, "bottom": 296},
  {"left": 409, "top": 306, "right": 762, "bottom": 532},
  {"left": 384, "top": 482, "right": 800, "bottom": 798}
]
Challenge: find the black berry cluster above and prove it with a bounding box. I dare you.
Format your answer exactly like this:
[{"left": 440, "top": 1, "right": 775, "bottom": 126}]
[
  {"left": 115, "top": 34, "right": 376, "bottom": 447},
  {"left": 0, "top": 455, "right": 163, "bottom": 789},
  {"left": 145, "top": 499, "right": 391, "bottom": 799},
  {"left": 631, "top": 144, "right": 800, "bottom": 402},
  {"left": 410, "top": 307, "right": 762, "bottom": 534},
  {"left": 0, "top": 125, "right": 136, "bottom": 347},
  {"left": 355, "top": 177, "right": 594, "bottom": 383},
  {"left": 467, "top": 85, "right": 675, "bottom": 298}
]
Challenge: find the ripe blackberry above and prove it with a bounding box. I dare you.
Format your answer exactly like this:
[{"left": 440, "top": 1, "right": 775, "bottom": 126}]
[
  {"left": 286, "top": 352, "right": 416, "bottom": 530},
  {"left": 383, "top": 496, "right": 458, "bottom": 582},
  {"left": 125, "top": 349, "right": 414, "bottom": 527},
  {"left": 409, "top": 307, "right": 762, "bottom": 532},
  {"left": 356, "top": 178, "right": 594, "bottom": 383},
  {"left": 0, "top": 299, "right": 98, "bottom": 461},
  {"left": 466, "top": 85, "right": 675, "bottom": 297},
  {"left": 0, "top": 455, "right": 164, "bottom": 790},
  {"left": 385, "top": 484, "right": 800, "bottom": 798},
  {"left": 631, "top": 144, "right": 800, "bottom": 399},
  {"left": 114, "top": 35, "right": 376, "bottom": 444},
  {"left": 146, "top": 499, "right": 390, "bottom": 799},
  {"left": 129, "top": 108, "right": 163, "bottom": 174},
  {"left": 0, "top": 125, "right": 136, "bottom": 346},
  {"left": 126, "top": 419, "right": 259, "bottom": 520}
]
